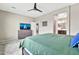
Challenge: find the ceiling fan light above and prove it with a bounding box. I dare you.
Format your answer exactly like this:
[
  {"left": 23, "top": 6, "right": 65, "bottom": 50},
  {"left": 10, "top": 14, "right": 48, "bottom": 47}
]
[{"left": 11, "top": 6, "right": 16, "bottom": 9}]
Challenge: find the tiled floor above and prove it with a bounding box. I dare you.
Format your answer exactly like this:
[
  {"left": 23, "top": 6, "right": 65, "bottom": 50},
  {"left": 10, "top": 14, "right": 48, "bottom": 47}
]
[
  {"left": 9, "top": 48, "right": 22, "bottom": 55},
  {"left": 0, "top": 40, "right": 22, "bottom": 55}
]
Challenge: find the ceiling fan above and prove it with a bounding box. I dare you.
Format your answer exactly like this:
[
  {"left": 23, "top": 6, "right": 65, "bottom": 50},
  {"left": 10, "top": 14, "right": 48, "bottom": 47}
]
[{"left": 28, "top": 3, "right": 43, "bottom": 12}]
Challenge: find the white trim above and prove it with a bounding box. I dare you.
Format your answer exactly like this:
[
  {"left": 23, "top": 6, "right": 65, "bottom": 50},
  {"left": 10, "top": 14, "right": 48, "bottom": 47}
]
[{"left": 24, "top": 48, "right": 33, "bottom": 55}]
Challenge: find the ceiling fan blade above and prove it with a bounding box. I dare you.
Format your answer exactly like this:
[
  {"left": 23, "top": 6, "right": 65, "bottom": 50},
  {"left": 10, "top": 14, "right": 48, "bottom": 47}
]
[
  {"left": 34, "top": 3, "right": 37, "bottom": 9},
  {"left": 28, "top": 9, "right": 34, "bottom": 11},
  {"left": 36, "top": 8, "right": 43, "bottom": 12},
  {"left": 28, "top": 3, "right": 43, "bottom": 12}
]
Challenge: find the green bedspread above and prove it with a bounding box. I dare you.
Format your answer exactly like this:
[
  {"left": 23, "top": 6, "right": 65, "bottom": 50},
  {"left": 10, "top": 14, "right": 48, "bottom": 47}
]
[{"left": 20, "top": 33, "right": 79, "bottom": 55}]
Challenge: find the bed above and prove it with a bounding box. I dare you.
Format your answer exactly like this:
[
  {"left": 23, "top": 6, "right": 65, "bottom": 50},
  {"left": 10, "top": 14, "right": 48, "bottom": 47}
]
[{"left": 20, "top": 33, "right": 79, "bottom": 55}]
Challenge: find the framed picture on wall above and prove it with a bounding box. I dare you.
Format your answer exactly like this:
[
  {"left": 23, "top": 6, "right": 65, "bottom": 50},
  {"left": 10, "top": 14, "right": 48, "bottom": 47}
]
[{"left": 42, "top": 21, "right": 47, "bottom": 26}]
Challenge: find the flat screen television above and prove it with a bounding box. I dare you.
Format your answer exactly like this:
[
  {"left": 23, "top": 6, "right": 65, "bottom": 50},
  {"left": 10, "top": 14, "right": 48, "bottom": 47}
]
[{"left": 20, "top": 23, "right": 31, "bottom": 30}]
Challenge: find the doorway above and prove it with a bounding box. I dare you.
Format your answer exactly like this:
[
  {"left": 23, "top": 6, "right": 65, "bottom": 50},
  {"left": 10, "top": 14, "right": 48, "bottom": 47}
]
[{"left": 36, "top": 23, "right": 39, "bottom": 34}]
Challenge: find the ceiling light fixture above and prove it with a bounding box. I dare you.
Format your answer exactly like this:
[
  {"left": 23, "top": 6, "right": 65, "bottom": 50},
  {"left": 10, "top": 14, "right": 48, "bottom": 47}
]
[{"left": 11, "top": 6, "right": 16, "bottom": 9}]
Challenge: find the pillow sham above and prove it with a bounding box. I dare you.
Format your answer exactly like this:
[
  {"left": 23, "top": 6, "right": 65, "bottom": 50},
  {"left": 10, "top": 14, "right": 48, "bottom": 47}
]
[{"left": 71, "top": 33, "right": 79, "bottom": 47}]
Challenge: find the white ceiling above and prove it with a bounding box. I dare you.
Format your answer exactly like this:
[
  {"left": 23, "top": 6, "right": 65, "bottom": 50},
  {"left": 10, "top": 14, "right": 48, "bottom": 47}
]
[{"left": 0, "top": 3, "right": 74, "bottom": 18}]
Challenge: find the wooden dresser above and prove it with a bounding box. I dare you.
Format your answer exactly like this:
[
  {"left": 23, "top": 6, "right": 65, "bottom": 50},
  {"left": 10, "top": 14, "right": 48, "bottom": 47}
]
[{"left": 18, "top": 30, "right": 32, "bottom": 39}]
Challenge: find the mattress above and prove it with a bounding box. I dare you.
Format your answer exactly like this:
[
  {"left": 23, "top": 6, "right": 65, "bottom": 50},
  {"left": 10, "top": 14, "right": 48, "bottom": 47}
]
[{"left": 20, "top": 33, "right": 79, "bottom": 55}]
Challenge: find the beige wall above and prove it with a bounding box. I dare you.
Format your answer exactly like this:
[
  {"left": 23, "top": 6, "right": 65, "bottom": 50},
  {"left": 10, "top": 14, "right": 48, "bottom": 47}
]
[
  {"left": 0, "top": 10, "right": 33, "bottom": 42},
  {"left": 70, "top": 4, "right": 79, "bottom": 35},
  {"left": 34, "top": 13, "right": 54, "bottom": 34}
]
